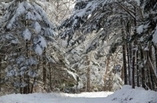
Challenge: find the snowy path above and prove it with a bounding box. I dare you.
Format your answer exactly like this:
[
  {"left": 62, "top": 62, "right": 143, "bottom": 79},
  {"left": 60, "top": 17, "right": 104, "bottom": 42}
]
[
  {"left": 0, "top": 86, "right": 157, "bottom": 103},
  {"left": 0, "top": 92, "right": 115, "bottom": 103}
]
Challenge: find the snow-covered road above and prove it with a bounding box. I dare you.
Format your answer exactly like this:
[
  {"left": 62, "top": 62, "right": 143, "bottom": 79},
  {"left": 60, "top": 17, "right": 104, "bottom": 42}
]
[
  {"left": 0, "top": 85, "right": 157, "bottom": 103},
  {"left": 0, "top": 92, "right": 115, "bottom": 103}
]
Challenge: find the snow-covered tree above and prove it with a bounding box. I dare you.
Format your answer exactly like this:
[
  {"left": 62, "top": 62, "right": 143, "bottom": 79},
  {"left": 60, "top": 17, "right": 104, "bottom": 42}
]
[
  {"left": 59, "top": 0, "right": 125, "bottom": 91},
  {"left": 0, "top": 0, "right": 56, "bottom": 94},
  {"left": 36, "top": 0, "right": 75, "bottom": 24},
  {"left": 0, "top": 0, "right": 80, "bottom": 94},
  {"left": 59, "top": 0, "right": 157, "bottom": 91},
  {"left": 135, "top": 0, "right": 157, "bottom": 90}
]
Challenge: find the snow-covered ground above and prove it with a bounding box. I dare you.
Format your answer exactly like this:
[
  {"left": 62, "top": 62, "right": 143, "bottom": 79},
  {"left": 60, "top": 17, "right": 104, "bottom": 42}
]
[{"left": 0, "top": 85, "right": 157, "bottom": 103}]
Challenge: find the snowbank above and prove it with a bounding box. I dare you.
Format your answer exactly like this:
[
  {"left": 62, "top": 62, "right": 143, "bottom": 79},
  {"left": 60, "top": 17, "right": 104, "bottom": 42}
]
[{"left": 107, "top": 85, "right": 157, "bottom": 103}]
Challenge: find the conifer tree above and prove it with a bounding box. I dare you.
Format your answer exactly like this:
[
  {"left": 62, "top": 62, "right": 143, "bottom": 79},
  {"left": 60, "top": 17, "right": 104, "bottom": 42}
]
[
  {"left": 0, "top": 0, "right": 56, "bottom": 93},
  {"left": 60, "top": 0, "right": 157, "bottom": 91}
]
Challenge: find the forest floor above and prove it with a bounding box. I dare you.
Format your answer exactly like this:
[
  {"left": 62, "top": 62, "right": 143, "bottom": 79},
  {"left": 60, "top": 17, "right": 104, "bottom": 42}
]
[{"left": 0, "top": 85, "right": 156, "bottom": 103}]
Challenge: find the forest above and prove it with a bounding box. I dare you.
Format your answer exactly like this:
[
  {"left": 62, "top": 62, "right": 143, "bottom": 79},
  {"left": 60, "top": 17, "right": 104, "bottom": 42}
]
[{"left": 0, "top": 0, "right": 156, "bottom": 97}]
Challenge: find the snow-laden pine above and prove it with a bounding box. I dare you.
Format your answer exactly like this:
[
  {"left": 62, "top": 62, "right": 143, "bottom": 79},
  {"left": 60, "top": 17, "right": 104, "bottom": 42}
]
[{"left": 0, "top": 0, "right": 56, "bottom": 94}]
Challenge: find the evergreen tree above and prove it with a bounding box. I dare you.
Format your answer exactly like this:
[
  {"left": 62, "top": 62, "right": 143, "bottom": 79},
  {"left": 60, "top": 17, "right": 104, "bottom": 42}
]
[
  {"left": 0, "top": 0, "right": 56, "bottom": 94},
  {"left": 60, "top": 0, "right": 124, "bottom": 91},
  {"left": 60, "top": 0, "right": 157, "bottom": 91}
]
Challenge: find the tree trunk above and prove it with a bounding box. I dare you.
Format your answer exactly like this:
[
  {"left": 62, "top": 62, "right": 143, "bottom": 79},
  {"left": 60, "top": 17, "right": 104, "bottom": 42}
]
[
  {"left": 43, "top": 66, "right": 46, "bottom": 85},
  {"left": 121, "top": 15, "right": 127, "bottom": 85},
  {"left": 23, "top": 41, "right": 31, "bottom": 94},
  {"left": 0, "top": 57, "right": 1, "bottom": 90},
  {"left": 43, "top": 52, "right": 46, "bottom": 87},
  {"left": 123, "top": 44, "right": 127, "bottom": 85},
  {"left": 126, "top": 20, "right": 131, "bottom": 85},
  {"left": 148, "top": 49, "right": 157, "bottom": 90},
  {"left": 154, "top": 46, "right": 157, "bottom": 74},
  {"left": 141, "top": 49, "right": 145, "bottom": 89},
  {"left": 148, "top": 46, "right": 154, "bottom": 90},
  {"left": 87, "top": 67, "right": 90, "bottom": 92},
  {"left": 49, "top": 63, "right": 52, "bottom": 91},
  {"left": 132, "top": 6, "right": 137, "bottom": 89},
  {"left": 31, "top": 77, "right": 36, "bottom": 93},
  {"left": 136, "top": 49, "right": 140, "bottom": 87},
  {"left": 127, "top": 43, "right": 131, "bottom": 85},
  {"left": 132, "top": 47, "right": 135, "bottom": 89}
]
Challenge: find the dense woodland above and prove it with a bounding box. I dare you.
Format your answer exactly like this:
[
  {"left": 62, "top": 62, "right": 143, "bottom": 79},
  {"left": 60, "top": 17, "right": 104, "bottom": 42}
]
[{"left": 0, "top": 0, "right": 156, "bottom": 95}]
